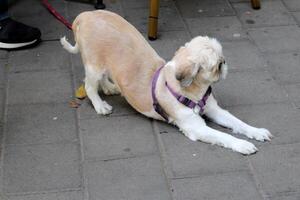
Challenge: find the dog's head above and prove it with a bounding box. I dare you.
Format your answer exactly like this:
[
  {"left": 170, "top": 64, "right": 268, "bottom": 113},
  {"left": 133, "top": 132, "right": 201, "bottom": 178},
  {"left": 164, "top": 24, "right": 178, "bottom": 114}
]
[{"left": 169, "top": 36, "right": 227, "bottom": 88}]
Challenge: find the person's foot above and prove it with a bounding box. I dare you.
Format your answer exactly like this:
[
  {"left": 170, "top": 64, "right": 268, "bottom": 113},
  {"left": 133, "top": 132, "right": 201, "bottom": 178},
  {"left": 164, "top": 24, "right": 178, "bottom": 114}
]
[{"left": 0, "top": 18, "right": 41, "bottom": 50}]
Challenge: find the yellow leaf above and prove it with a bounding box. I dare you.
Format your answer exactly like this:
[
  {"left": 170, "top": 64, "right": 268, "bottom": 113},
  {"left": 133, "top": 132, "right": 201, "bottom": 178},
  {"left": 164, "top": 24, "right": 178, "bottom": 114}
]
[{"left": 76, "top": 84, "right": 87, "bottom": 99}]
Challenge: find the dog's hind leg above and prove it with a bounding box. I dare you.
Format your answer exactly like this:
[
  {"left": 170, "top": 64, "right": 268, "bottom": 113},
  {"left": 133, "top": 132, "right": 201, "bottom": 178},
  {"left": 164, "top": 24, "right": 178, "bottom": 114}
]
[
  {"left": 204, "top": 95, "right": 273, "bottom": 141},
  {"left": 84, "top": 66, "right": 113, "bottom": 115},
  {"left": 100, "top": 74, "right": 120, "bottom": 95}
]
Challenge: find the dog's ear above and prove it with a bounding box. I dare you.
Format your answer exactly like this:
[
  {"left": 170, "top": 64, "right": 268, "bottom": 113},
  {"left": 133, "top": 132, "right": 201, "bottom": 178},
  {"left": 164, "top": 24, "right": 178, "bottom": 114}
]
[{"left": 175, "top": 62, "right": 200, "bottom": 88}]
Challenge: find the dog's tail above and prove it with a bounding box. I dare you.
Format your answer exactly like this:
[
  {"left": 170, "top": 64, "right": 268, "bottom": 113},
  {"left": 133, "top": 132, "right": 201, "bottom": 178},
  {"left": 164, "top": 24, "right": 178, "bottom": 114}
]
[{"left": 60, "top": 36, "right": 79, "bottom": 54}]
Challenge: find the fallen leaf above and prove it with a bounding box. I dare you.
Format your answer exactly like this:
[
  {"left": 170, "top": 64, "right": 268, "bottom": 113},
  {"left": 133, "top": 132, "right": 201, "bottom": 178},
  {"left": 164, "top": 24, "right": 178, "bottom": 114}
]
[
  {"left": 76, "top": 84, "right": 87, "bottom": 99},
  {"left": 69, "top": 100, "right": 81, "bottom": 108}
]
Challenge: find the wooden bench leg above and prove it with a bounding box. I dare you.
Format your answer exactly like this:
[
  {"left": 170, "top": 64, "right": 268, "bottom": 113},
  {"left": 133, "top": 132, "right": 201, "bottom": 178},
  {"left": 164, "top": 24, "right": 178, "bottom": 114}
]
[
  {"left": 148, "top": 0, "right": 160, "bottom": 40},
  {"left": 251, "top": 0, "right": 260, "bottom": 9}
]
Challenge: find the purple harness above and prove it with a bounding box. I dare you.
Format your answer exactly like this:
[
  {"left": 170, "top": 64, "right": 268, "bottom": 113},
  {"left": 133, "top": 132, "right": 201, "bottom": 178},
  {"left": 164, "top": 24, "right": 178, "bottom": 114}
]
[{"left": 151, "top": 66, "right": 212, "bottom": 121}]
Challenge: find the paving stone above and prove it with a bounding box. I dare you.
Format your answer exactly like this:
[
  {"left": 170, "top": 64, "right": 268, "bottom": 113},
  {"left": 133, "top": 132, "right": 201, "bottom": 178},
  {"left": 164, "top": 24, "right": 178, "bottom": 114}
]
[
  {"left": 185, "top": 16, "right": 248, "bottom": 42},
  {"left": 222, "top": 40, "right": 266, "bottom": 72},
  {"left": 171, "top": 171, "right": 263, "bottom": 200},
  {"left": 284, "top": 83, "right": 300, "bottom": 103},
  {"left": 8, "top": 41, "right": 71, "bottom": 73},
  {"left": 85, "top": 155, "right": 170, "bottom": 200},
  {"left": 77, "top": 96, "right": 137, "bottom": 120},
  {"left": 264, "top": 52, "right": 300, "bottom": 84},
  {"left": 4, "top": 143, "right": 81, "bottom": 193},
  {"left": 0, "top": 88, "right": 4, "bottom": 122},
  {"left": 70, "top": 54, "right": 84, "bottom": 89},
  {"left": 79, "top": 115, "right": 156, "bottom": 160},
  {"left": 270, "top": 193, "right": 300, "bottom": 200},
  {"left": 8, "top": 191, "right": 83, "bottom": 200},
  {"left": 10, "top": 0, "right": 66, "bottom": 18},
  {"left": 67, "top": 0, "right": 123, "bottom": 22},
  {"left": 0, "top": 50, "right": 8, "bottom": 59},
  {"left": 248, "top": 26, "right": 300, "bottom": 53},
  {"left": 233, "top": 1, "right": 296, "bottom": 28},
  {"left": 7, "top": 71, "right": 73, "bottom": 105},
  {"left": 213, "top": 71, "right": 288, "bottom": 107},
  {"left": 6, "top": 103, "right": 77, "bottom": 145},
  {"left": 228, "top": 103, "right": 300, "bottom": 146},
  {"left": 124, "top": 5, "right": 185, "bottom": 33},
  {"left": 0, "top": 59, "right": 7, "bottom": 87},
  {"left": 161, "top": 132, "right": 249, "bottom": 178},
  {"left": 121, "top": 0, "right": 173, "bottom": 8},
  {"left": 282, "top": 0, "right": 300, "bottom": 11},
  {"left": 176, "top": 0, "right": 235, "bottom": 18},
  {"left": 249, "top": 143, "right": 300, "bottom": 198},
  {"left": 292, "top": 11, "right": 300, "bottom": 24},
  {"left": 147, "top": 30, "right": 191, "bottom": 61}
]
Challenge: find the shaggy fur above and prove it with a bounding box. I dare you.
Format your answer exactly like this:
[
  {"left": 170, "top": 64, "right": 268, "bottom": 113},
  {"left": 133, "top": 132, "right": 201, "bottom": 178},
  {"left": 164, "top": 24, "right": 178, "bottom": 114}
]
[{"left": 61, "top": 10, "right": 272, "bottom": 155}]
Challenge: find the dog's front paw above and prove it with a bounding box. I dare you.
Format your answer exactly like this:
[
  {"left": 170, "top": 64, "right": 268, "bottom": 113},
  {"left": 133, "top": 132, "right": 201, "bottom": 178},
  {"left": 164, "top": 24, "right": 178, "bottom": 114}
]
[
  {"left": 94, "top": 101, "right": 113, "bottom": 115},
  {"left": 231, "top": 139, "right": 257, "bottom": 155},
  {"left": 245, "top": 128, "right": 273, "bottom": 142}
]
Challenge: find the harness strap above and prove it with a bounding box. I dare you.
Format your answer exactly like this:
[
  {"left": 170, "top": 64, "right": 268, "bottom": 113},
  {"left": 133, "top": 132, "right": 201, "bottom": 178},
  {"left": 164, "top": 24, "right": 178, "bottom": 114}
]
[
  {"left": 151, "top": 66, "right": 212, "bottom": 121},
  {"left": 151, "top": 66, "right": 169, "bottom": 121}
]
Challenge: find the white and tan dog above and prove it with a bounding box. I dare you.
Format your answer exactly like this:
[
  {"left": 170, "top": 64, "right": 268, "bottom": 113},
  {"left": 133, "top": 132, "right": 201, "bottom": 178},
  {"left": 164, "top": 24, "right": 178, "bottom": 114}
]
[{"left": 61, "top": 10, "right": 272, "bottom": 155}]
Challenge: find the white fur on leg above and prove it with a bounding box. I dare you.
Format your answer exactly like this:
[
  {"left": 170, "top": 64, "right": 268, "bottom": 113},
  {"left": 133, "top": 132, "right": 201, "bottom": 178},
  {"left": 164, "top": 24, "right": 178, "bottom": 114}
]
[
  {"left": 85, "top": 69, "right": 113, "bottom": 115},
  {"left": 175, "top": 107, "right": 257, "bottom": 155},
  {"left": 204, "top": 95, "right": 273, "bottom": 141}
]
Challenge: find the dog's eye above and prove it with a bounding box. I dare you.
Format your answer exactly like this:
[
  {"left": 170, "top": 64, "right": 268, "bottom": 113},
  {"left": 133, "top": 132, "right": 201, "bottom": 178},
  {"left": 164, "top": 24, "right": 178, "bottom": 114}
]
[{"left": 218, "top": 62, "right": 222, "bottom": 70}]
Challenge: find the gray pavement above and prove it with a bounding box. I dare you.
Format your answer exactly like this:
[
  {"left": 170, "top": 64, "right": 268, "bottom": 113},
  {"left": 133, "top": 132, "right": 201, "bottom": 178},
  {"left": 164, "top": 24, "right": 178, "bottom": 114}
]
[{"left": 1, "top": 0, "right": 300, "bottom": 199}]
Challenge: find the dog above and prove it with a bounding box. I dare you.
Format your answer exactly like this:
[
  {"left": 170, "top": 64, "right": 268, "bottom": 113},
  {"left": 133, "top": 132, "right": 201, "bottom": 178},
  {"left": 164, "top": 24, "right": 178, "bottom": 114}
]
[{"left": 61, "top": 10, "right": 272, "bottom": 155}]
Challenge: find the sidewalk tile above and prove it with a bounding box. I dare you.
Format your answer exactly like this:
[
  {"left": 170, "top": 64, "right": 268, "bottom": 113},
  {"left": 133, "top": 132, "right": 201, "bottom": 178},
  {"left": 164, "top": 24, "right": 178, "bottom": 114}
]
[
  {"left": 233, "top": 1, "right": 296, "bottom": 28},
  {"left": 265, "top": 52, "right": 300, "bottom": 84},
  {"left": 249, "top": 143, "right": 300, "bottom": 197},
  {"left": 147, "top": 30, "right": 191, "bottom": 61},
  {"left": 7, "top": 71, "right": 73, "bottom": 105},
  {"left": 282, "top": 0, "right": 300, "bottom": 11},
  {"left": 121, "top": 0, "right": 173, "bottom": 8},
  {"left": 176, "top": 0, "right": 235, "bottom": 18},
  {"left": 8, "top": 191, "right": 83, "bottom": 200},
  {"left": 85, "top": 155, "right": 170, "bottom": 200},
  {"left": 124, "top": 5, "right": 185, "bottom": 33},
  {"left": 79, "top": 115, "right": 156, "bottom": 160},
  {"left": 171, "top": 171, "right": 263, "bottom": 200},
  {"left": 4, "top": 143, "right": 81, "bottom": 193},
  {"left": 161, "top": 132, "right": 249, "bottom": 178},
  {"left": 248, "top": 26, "right": 300, "bottom": 53},
  {"left": 77, "top": 96, "right": 137, "bottom": 120},
  {"left": 214, "top": 71, "right": 288, "bottom": 107},
  {"left": 6, "top": 103, "right": 77, "bottom": 145},
  {"left": 228, "top": 103, "right": 300, "bottom": 146},
  {"left": 284, "top": 83, "right": 300, "bottom": 102},
  {"left": 222, "top": 40, "right": 266, "bottom": 71},
  {"left": 186, "top": 16, "right": 247, "bottom": 42},
  {"left": 8, "top": 41, "right": 70, "bottom": 73}
]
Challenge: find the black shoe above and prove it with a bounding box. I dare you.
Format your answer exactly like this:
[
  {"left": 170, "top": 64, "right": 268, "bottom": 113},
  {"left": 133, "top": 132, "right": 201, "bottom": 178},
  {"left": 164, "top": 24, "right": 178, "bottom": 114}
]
[{"left": 0, "top": 18, "right": 41, "bottom": 50}]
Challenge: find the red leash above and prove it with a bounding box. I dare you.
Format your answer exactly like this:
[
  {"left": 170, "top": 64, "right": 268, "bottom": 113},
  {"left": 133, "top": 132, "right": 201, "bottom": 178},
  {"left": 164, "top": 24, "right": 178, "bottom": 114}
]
[{"left": 42, "top": 0, "right": 72, "bottom": 30}]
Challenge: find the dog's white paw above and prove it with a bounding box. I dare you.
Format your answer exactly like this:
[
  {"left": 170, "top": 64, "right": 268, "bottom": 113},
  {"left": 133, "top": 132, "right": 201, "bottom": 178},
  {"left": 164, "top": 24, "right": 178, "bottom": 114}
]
[
  {"left": 245, "top": 128, "right": 273, "bottom": 142},
  {"left": 231, "top": 139, "right": 257, "bottom": 155},
  {"left": 94, "top": 101, "right": 113, "bottom": 115}
]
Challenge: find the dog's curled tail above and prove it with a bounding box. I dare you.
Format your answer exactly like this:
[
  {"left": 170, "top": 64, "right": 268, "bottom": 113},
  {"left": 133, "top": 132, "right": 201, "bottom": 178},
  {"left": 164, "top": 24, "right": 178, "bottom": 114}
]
[{"left": 60, "top": 36, "right": 79, "bottom": 54}]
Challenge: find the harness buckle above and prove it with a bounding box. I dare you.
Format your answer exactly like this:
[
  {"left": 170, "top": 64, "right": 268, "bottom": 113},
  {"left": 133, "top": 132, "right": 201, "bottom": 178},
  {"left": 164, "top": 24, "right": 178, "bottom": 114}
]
[{"left": 193, "top": 105, "right": 201, "bottom": 114}]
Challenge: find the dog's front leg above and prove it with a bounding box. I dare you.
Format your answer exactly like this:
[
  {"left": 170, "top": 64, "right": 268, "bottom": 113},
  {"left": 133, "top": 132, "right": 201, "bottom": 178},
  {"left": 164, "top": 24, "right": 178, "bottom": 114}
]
[
  {"left": 204, "top": 95, "right": 272, "bottom": 141},
  {"left": 174, "top": 108, "right": 257, "bottom": 155}
]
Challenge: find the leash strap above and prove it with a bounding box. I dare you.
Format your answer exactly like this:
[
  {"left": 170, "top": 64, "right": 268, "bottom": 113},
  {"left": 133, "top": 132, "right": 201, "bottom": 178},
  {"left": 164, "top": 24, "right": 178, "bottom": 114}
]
[{"left": 42, "top": 0, "right": 72, "bottom": 30}]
